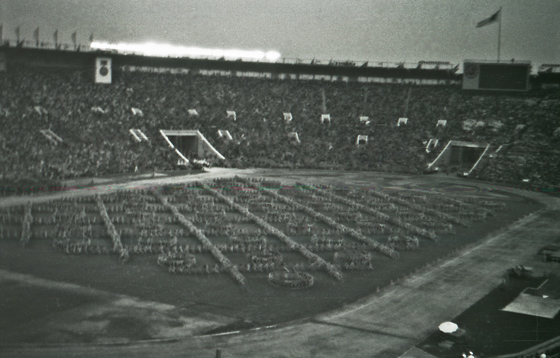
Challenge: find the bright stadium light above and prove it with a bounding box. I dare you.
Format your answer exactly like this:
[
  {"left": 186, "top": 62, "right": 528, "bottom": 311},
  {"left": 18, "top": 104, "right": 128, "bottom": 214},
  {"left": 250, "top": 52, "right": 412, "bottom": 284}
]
[
  {"left": 90, "top": 41, "right": 281, "bottom": 62},
  {"left": 265, "top": 51, "right": 281, "bottom": 61}
]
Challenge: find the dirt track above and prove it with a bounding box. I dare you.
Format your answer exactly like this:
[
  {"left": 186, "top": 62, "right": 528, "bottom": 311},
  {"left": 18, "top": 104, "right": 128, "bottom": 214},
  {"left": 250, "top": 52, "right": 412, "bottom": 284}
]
[
  {"left": 1, "top": 169, "right": 559, "bottom": 358},
  {"left": 0, "top": 168, "right": 252, "bottom": 209}
]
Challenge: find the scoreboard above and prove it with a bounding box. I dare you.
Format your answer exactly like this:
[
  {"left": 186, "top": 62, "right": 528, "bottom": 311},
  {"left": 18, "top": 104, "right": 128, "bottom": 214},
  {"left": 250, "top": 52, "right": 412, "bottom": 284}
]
[{"left": 463, "top": 61, "right": 530, "bottom": 91}]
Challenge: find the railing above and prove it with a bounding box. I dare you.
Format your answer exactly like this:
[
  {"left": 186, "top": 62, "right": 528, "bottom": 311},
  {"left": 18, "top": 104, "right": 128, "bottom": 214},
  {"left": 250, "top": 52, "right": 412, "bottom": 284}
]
[
  {"left": 464, "top": 59, "right": 531, "bottom": 64},
  {"left": 2, "top": 38, "right": 459, "bottom": 70}
]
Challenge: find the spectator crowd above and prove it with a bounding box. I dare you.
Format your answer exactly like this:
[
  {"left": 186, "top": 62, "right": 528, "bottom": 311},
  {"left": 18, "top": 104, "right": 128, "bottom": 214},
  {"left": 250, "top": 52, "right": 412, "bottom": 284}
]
[{"left": 0, "top": 63, "right": 558, "bottom": 192}]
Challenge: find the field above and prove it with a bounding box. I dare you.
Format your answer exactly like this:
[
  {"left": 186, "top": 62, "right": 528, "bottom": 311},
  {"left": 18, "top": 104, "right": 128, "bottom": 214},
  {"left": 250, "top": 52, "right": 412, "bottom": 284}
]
[{"left": 0, "top": 169, "right": 556, "bottom": 357}]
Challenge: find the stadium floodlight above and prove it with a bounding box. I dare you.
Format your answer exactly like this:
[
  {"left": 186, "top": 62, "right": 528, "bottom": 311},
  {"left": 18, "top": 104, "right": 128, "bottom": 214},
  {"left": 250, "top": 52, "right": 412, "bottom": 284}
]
[
  {"left": 265, "top": 51, "right": 281, "bottom": 62},
  {"left": 91, "top": 41, "right": 281, "bottom": 62}
]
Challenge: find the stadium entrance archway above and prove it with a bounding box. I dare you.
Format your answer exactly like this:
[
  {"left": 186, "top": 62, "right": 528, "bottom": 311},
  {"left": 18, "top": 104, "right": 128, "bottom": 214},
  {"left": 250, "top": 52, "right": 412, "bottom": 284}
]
[
  {"left": 427, "top": 140, "right": 489, "bottom": 175},
  {"left": 448, "top": 141, "right": 486, "bottom": 167},
  {"left": 160, "top": 130, "right": 225, "bottom": 165}
]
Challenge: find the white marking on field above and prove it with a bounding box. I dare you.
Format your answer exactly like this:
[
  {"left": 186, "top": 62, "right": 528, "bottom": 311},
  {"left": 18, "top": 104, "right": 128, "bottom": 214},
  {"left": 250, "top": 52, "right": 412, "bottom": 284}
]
[{"left": 209, "top": 330, "right": 240, "bottom": 337}]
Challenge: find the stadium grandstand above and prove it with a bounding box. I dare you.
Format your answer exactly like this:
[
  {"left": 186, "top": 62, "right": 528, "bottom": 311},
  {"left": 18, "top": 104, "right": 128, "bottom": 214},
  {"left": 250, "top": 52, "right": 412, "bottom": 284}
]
[{"left": 1, "top": 44, "right": 559, "bottom": 195}]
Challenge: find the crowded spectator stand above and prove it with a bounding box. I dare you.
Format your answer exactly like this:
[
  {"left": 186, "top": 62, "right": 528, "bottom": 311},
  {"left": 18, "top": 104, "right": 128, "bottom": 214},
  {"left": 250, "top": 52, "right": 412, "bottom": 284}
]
[{"left": 1, "top": 50, "right": 559, "bottom": 194}]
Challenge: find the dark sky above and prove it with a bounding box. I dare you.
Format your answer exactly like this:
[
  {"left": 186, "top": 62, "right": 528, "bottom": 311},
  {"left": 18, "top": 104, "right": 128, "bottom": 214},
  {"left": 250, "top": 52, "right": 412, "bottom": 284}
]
[{"left": 1, "top": 0, "right": 559, "bottom": 66}]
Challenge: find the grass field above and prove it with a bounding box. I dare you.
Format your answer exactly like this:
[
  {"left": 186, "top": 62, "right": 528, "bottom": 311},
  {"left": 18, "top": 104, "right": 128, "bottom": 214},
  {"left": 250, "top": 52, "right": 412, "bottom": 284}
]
[{"left": 0, "top": 171, "right": 547, "bottom": 349}]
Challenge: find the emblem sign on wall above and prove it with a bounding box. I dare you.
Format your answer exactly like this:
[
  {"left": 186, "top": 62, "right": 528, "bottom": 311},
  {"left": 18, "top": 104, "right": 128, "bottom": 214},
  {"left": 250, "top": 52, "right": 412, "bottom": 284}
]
[{"left": 95, "top": 57, "right": 112, "bottom": 84}]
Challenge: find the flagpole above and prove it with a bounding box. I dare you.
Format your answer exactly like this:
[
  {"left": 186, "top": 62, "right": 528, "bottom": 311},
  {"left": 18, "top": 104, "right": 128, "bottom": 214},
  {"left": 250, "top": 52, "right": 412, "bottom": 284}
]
[{"left": 497, "top": 6, "right": 502, "bottom": 62}]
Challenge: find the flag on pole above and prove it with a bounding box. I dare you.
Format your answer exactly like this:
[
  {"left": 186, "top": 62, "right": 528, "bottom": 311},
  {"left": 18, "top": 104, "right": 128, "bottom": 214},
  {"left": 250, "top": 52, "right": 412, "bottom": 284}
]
[
  {"left": 33, "top": 27, "right": 39, "bottom": 46},
  {"left": 53, "top": 29, "right": 58, "bottom": 48},
  {"left": 15, "top": 26, "right": 20, "bottom": 42},
  {"left": 71, "top": 31, "right": 77, "bottom": 49},
  {"left": 89, "top": 32, "right": 94, "bottom": 43},
  {"left": 477, "top": 9, "right": 500, "bottom": 28}
]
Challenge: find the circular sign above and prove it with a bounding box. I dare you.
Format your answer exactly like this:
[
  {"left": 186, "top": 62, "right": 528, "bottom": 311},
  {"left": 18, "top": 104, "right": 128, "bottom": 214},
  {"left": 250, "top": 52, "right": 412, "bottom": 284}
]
[{"left": 99, "top": 66, "right": 109, "bottom": 76}]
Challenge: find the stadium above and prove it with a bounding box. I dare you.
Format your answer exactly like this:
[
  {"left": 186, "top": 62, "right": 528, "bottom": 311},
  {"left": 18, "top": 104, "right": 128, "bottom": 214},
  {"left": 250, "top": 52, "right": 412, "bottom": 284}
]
[{"left": 1, "top": 2, "right": 560, "bottom": 358}]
